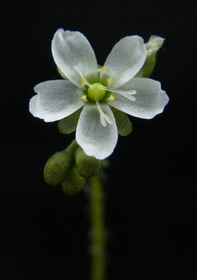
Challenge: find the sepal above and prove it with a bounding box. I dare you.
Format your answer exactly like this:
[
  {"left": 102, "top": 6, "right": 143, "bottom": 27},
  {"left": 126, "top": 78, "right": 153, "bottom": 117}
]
[
  {"left": 111, "top": 107, "right": 132, "bottom": 136},
  {"left": 58, "top": 109, "right": 82, "bottom": 134}
]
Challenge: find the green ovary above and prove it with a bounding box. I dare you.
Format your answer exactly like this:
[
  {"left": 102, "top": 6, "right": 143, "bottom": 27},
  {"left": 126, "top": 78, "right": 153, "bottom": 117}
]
[{"left": 87, "top": 83, "right": 106, "bottom": 101}]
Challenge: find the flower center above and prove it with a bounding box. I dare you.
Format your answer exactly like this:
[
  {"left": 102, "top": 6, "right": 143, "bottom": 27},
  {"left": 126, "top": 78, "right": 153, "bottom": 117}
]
[{"left": 87, "top": 83, "right": 106, "bottom": 101}]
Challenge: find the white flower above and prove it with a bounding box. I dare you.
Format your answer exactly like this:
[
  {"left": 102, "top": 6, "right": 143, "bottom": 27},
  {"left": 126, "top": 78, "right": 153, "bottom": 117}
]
[{"left": 29, "top": 29, "right": 169, "bottom": 160}]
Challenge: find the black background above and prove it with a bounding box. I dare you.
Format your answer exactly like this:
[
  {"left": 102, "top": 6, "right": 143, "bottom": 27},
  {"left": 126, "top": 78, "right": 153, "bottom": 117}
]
[{"left": 1, "top": 0, "right": 197, "bottom": 279}]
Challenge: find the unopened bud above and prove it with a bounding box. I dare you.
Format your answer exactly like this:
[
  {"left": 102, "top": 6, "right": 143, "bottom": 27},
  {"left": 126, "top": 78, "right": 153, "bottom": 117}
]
[
  {"left": 61, "top": 166, "right": 86, "bottom": 196},
  {"left": 75, "top": 148, "right": 102, "bottom": 179},
  {"left": 44, "top": 150, "right": 73, "bottom": 186},
  {"left": 146, "top": 35, "right": 165, "bottom": 56},
  {"left": 136, "top": 35, "right": 165, "bottom": 78}
]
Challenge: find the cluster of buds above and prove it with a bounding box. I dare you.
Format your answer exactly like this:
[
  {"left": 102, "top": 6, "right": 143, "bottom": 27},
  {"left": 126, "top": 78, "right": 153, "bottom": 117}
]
[{"left": 44, "top": 140, "right": 102, "bottom": 195}]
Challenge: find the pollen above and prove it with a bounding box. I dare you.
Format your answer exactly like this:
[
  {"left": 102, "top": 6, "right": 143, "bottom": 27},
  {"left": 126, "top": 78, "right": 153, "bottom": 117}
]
[
  {"left": 108, "top": 95, "right": 115, "bottom": 101},
  {"left": 100, "top": 66, "right": 107, "bottom": 73},
  {"left": 81, "top": 77, "right": 86, "bottom": 86},
  {"left": 81, "top": 95, "right": 88, "bottom": 102},
  {"left": 108, "top": 77, "right": 113, "bottom": 84}
]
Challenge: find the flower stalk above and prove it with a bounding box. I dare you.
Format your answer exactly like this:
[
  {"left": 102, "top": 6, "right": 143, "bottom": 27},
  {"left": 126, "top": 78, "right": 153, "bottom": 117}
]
[
  {"left": 89, "top": 175, "right": 106, "bottom": 280},
  {"left": 29, "top": 29, "right": 169, "bottom": 280}
]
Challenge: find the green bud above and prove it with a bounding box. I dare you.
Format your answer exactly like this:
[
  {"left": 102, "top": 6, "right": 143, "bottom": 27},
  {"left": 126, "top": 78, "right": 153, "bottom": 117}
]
[
  {"left": 44, "top": 141, "right": 78, "bottom": 186},
  {"left": 136, "top": 35, "right": 165, "bottom": 78},
  {"left": 44, "top": 150, "right": 73, "bottom": 186},
  {"left": 75, "top": 148, "right": 102, "bottom": 179},
  {"left": 61, "top": 166, "right": 86, "bottom": 196}
]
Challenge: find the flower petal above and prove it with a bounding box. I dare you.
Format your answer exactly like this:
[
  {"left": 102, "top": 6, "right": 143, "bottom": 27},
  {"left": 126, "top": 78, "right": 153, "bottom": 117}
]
[
  {"left": 52, "top": 29, "right": 98, "bottom": 87},
  {"left": 108, "top": 78, "right": 169, "bottom": 119},
  {"left": 29, "top": 80, "right": 84, "bottom": 122},
  {"left": 103, "top": 36, "right": 146, "bottom": 88},
  {"left": 76, "top": 104, "right": 118, "bottom": 160}
]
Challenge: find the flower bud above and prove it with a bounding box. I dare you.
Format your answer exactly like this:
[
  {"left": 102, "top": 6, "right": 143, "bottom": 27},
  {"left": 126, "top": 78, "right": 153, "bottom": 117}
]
[
  {"left": 61, "top": 166, "right": 86, "bottom": 196},
  {"left": 44, "top": 150, "right": 73, "bottom": 186},
  {"left": 146, "top": 35, "right": 165, "bottom": 55},
  {"left": 75, "top": 148, "right": 102, "bottom": 179},
  {"left": 136, "top": 35, "right": 165, "bottom": 78}
]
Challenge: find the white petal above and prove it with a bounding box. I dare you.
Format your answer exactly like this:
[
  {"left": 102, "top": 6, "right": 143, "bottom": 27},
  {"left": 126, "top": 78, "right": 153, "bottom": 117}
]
[
  {"left": 29, "top": 80, "right": 84, "bottom": 122},
  {"left": 51, "top": 29, "right": 98, "bottom": 87},
  {"left": 108, "top": 78, "right": 169, "bottom": 119},
  {"left": 76, "top": 104, "right": 118, "bottom": 160},
  {"left": 103, "top": 36, "right": 146, "bottom": 88}
]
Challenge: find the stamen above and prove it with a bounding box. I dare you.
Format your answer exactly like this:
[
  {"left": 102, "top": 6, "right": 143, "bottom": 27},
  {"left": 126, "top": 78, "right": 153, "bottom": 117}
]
[
  {"left": 104, "top": 113, "right": 113, "bottom": 125},
  {"left": 81, "top": 95, "right": 88, "bottom": 102},
  {"left": 75, "top": 63, "right": 92, "bottom": 88},
  {"left": 126, "top": 90, "right": 137, "bottom": 95},
  {"left": 100, "top": 66, "right": 107, "bottom": 73},
  {"left": 107, "top": 77, "right": 113, "bottom": 85},
  {"left": 81, "top": 77, "right": 86, "bottom": 87},
  {"left": 118, "top": 91, "right": 136, "bottom": 101},
  {"left": 108, "top": 95, "right": 115, "bottom": 101},
  {"left": 96, "top": 99, "right": 113, "bottom": 127},
  {"left": 74, "top": 63, "right": 83, "bottom": 77},
  {"left": 80, "top": 76, "right": 92, "bottom": 88},
  {"left": 104, "top": 87, "right": 136, "bottom": 102}
]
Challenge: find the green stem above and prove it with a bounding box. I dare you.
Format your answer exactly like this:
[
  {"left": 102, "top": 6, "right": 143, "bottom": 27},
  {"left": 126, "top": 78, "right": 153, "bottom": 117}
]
[
  {"left": 65, "top": 139, "right": 78, "bottom": 154},
  {"left": 89, "top": 175, "right": 106, "bottom": 280}
]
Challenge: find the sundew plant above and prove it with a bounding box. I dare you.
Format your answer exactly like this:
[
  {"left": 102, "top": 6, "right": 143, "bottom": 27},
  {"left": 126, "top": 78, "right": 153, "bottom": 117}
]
[{"left": 29, "top": 29, "right": 169, "bottom": 280}]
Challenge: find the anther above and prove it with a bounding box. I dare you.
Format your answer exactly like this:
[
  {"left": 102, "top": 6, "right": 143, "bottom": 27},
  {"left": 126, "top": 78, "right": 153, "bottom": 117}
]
[
  {"left": 81, "top": 77, "right": 86, "bottom": 87},
  {"left": 108, "top": 95, "right": 115, "bottom": 101},
  {"left": 100, "top": 66, "right": 107, "bottom": 73},
  {"left": 81, "top": 95, "right": 88, "bottom": 102},
  {"left": 107, "top": 77, "right": 113, "bottom": 84}
]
